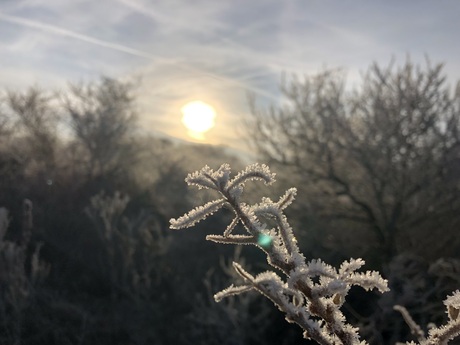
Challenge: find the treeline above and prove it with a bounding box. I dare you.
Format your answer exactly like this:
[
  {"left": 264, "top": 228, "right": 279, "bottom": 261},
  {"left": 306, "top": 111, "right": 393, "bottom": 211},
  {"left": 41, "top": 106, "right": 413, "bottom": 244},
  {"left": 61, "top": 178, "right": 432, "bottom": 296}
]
[
  {"left": 248, "top": 60, "right": 460, "bottom": 264},
  {"left": 0, "top": 59, "right": 459, "bottom": 345},
  {"left": 245, "top": 59, "right": 460, "bottom": 344},
  {"left": 0, "top": 78, "right": 265, "bottom": 344}
]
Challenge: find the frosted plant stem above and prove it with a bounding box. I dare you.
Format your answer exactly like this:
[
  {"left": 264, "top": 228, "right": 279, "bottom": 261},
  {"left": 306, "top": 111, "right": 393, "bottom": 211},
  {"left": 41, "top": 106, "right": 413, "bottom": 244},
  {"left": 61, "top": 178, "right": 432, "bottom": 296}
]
[
  {"left": 170, "top": 164, "right": 396, "bottom": 345},
  {"left": 221, "top": 189, "right": 293, "bottom": 273},
  {"left": 394, "top": 305, "right": 426, "bottom": 343},
  {"left": 220, "top": 185, "right": 357, "bottom": 345}
]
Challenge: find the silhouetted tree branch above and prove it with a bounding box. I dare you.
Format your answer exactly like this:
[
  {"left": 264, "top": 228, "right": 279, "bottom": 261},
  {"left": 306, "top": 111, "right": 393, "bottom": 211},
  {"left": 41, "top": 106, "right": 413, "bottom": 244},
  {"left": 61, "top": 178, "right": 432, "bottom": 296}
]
[
  {"left": 247, "top": 59, "right": 460, "bottom": 260},
  {"left": 64, "top": 77, "right": 139, "bottom": 180}
]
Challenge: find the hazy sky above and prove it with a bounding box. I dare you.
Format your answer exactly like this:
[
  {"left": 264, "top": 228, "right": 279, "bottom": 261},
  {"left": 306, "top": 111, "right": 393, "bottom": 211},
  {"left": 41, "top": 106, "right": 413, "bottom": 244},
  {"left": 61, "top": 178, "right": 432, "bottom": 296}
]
[{"left": 1, "top": 0, "right": 460, "bottom": 151}]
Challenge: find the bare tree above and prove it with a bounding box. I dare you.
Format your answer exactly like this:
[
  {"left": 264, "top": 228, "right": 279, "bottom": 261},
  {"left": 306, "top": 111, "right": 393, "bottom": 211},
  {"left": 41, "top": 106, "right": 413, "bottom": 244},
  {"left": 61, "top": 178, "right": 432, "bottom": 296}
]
[
  {"left": 0, "top": 99, "right": 12, "bottom": 142},
  {"left": 5, "top": 88, "right": 58, "bottom": 176},
  {"left": 64, "top": 77, "right": 139, "bottom": 180},
  {"left": 246, "top": 60, "right": 460, "bottom": 261}
]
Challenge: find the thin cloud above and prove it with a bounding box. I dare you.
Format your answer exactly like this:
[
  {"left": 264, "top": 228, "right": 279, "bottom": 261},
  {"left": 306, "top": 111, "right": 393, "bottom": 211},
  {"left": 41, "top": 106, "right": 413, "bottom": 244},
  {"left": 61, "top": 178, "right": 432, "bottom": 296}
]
[
  {"left": 2, "top": 1, "right": 460, "bottom": 149},
  {"left": 114, "top": 0, "right": 304, "bottom": 81},
  {"left": 0, "top": 11, "right": 278, "bottom": 101}
]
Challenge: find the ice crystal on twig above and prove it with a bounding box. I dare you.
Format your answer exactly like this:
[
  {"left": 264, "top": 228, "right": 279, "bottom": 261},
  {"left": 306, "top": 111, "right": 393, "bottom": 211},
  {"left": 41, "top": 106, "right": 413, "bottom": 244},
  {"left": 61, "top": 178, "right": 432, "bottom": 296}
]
[
  {"left": 226, "top": 163, "right": 275, "bottom": 192},
  {"left": 445, "top": 290, "right": 460, "bottom": 321},
  {"left": 170, "top": 199, "right": 225, "bottom": 229},
  {"left": 170, "top": 164, "right": 458, "bottom": 345}
]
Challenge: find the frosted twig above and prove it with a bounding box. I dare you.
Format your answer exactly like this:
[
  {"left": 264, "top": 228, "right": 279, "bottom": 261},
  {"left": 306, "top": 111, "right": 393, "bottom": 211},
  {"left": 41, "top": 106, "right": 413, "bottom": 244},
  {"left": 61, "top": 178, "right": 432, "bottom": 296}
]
[
  {"left": 395, "top": 291, "right": 460, "bottom": 345},
  {"left": 394, "top": 305, "right": 426, "bottom": 343},
  {"left": 169, "top": 164, "right": 459, "bottom": 345}
]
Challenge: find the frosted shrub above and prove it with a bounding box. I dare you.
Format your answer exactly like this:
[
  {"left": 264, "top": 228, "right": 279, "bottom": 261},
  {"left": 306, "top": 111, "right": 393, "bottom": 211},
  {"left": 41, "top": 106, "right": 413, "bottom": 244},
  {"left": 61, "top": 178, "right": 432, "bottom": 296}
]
[
  {"left": 0, "top": 201, "right": 49, "bottom": 344},
  {"left": 187, "top": 247, "right": 272, "bottom": 345},
  {"left": 86, "top": 191, "right": 170, "bottom": 298},
  {"left": 170, "top": 164, "right": 460, "bottom": 345}
]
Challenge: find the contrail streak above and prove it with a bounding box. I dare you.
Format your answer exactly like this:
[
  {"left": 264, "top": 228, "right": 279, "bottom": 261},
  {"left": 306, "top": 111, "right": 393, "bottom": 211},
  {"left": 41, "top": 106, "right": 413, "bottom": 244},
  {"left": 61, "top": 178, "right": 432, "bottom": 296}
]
[
  {"left": 0, "top": 12, "right": 278, "bottom": 101},
  {"left": 0, "top": 12, "right": 166, "bottom": 62},
  {"left": 115, "top": 0, "right": 287, "bottom": 87}
]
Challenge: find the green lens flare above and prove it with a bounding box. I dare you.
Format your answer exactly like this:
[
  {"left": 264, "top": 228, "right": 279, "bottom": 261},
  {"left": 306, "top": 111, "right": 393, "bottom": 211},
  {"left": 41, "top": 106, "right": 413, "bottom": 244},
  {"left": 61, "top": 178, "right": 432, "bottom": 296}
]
[{"left": 257, "top": 233, "right": 272, "bottom": 248}]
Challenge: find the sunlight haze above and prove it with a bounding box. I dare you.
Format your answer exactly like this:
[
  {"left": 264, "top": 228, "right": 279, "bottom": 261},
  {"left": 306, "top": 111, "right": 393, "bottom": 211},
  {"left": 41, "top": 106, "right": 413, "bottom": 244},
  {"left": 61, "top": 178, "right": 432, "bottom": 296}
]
[{"left": 1, "top": 0, "right": 460, "bottom": 152}]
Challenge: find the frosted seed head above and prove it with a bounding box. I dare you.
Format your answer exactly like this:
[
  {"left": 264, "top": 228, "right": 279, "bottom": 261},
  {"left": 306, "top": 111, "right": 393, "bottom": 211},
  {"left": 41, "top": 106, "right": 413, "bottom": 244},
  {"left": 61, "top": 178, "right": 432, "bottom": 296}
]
[
  {"left": 444, "top": 290, "right": 460, "bottom": 320},
  {"left": 448, "top": 305, "right": 459, "bottom": 321},
  {"left": 333, "top": 293, "right": 344, "bottom": 306}
]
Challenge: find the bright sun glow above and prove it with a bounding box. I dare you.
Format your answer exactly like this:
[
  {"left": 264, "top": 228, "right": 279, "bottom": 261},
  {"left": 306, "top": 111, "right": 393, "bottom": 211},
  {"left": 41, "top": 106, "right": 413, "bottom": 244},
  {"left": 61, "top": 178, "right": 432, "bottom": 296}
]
[{"left": 181, "top": 101, "right": 216, "bottom": 140}]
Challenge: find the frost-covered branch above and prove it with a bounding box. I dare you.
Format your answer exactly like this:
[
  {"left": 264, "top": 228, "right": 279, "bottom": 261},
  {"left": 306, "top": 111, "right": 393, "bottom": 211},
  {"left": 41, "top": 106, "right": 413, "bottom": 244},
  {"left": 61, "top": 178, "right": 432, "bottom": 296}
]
[
  {"left": 395, "top": 290, "right": 460, "bottom": 345},
  {"left": 170, "top": 164, "right": 458, "bottom": 345},
  {"left": 393, "top": 305, "right": 426, "bottom": 343},
  {"left": 170, "top": 164, "right": 391, "bottom": 344}
]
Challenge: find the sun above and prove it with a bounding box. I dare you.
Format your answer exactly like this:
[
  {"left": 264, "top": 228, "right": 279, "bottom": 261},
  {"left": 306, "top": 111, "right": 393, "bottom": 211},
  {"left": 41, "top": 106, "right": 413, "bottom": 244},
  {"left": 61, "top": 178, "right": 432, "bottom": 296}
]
[{"left": 181, "top": 101, "right": 216, "bottom": 140}]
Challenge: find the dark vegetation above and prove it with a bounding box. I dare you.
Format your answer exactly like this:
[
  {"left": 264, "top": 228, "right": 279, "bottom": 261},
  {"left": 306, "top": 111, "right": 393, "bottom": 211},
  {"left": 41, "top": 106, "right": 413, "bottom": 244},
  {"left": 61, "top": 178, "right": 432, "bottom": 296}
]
[{"left": 0, "top": 59, "right": 459, "bottom": 344}]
